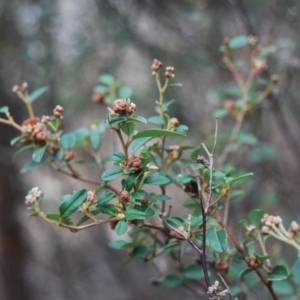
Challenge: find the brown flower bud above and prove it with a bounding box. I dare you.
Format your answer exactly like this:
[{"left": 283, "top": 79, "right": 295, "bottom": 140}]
[
  {"left": 112, "top": 99, "right": 129, "bottom": 115},
  {"left": 110, "top": 220, "right": 118, "bottom": 230},
  {"left": 65, "top": 151, "right": 75, "bottom": 161},
  {"left": 246, "top": 257, "right": 260, "bottom": 270},
  {"left": 142, "top": 196, "right": 149, "bottom": 205},
  {"left": 253, "top": 59, "right": 267, "bottom": 73},
  {"left": 92, "top": 93, "right": 105, "bottom": 105},
  {"left": 119, "top": 190, "right": 130, "bottom": 202},
  {"left": 222, "top": 37, "right": 230, "bottom": 46},
  {"left": 21, "top": 82, "right": 28, "bottom": 91},
  {"left": 34, "top": 131, "right": 47, "bottom": 143},
  {"left": 41, "top": 115, "right": 50, "bottom": 124},
  {"left": 168, "top": 117, "right": 179, "bottom": 129},
  {"left": 271, "top": 74, "right": 279, "bottom": 85},
  {"left": 151, "top": 59, "right": 163, "bottom": 71},
  {"left": 126, "top": 155, "right": 143, "bottom": 172},
  {"left": 223, "top": 100, "right": 236, "bottom": 112},
  {"left": 215, "top": 261, "right": 229, "bottom": 272},
  {"left": 248, "top": 36, "right": 258, "bottom": 46},
  {"left": 22, "top": 117, "right": 40, "bottom": 127},
  {"left": 53, "top": 105, "right": 64, "bottom": 118},
  {"left": 128, "top": 102, "right": 136, "bottom": 113}
]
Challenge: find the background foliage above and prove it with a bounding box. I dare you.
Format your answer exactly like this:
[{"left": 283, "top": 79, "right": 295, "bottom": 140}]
[{"left": 1, "top": 1, "right": 300, "bottom": 299}]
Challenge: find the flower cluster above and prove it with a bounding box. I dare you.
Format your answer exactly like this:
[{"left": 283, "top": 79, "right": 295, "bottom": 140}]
[
  {"left": 261, "top": 214, "right": 282, "bottom": 235},
  {"left": 53, "top": 105, "right": 64, "bottom": 119},
  {"left": 151, "top": 58, "right": 163, "bottom": 72},
  {"left": 25, "top": 187, "right": 42, "bottom": 205},
  {"left": 21, "top": 117, "right": 48, "bottom": 144},
  {"left": 109, "top": 99, "right": 136, "bottom": 116},
  {"left": 207, "top": 281, "right": 229, "bottom": 299},
  {"left": 121, "top": 155, "right": 143, "bottom": 173}
]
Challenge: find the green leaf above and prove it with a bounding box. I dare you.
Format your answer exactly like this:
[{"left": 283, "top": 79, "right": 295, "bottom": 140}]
[
  {"left": 226, "top": 172, "right": 253, "bottom": 186},
  {"left": 133, "top": 129, "right": 186, "bottom": 140},
  {"left": 60, "top": 133, "right": 76, "bottom": 150},
  {"left": 76, "top": 208, "right": 102, "bottom": 226},
  {"left": 128, "top": 137, "right": 152, "bottom": 153},
  {"left": 163, "top": 274, "right": 183, "bottom": 288},
  {"left": 99, "top": 74, "right": 115, "bottom": 85},
  {"left": 229, "top": 36, "right": 249, "bottom": 49},
  {"left": 59, "top": 189, "right": 87, "bottom": 218},
  {"left": 111, "top": 151, "right": 126, "bottom": 162},
  {"left": 115, "top": 220, "right": 128, "bottom": 235},
  {"left": 127, "top": 116, "right": 147, "bottom": 124},
  {"left": 29, "top": 86, "right": 49, "bottom": 103},
  {"left": 32, "top": 144, "right": 48, "bottom": 163},
  {"left": 98, "top": 191, "right": 116, "bottom": 204},
  {"left": 118, "top": 86, "right": 133, "bottom": 98},
  {"left": 10, "top": 135, "right": 25, "bottom": 146},
  {"left": 258, "top": 45, "right": 276, "bottom": 59},
  {"left": 108, "top": 240, "right": 127, "bottom": 249},
  {"left": 130, "top": 245, "right": 148, "bottom": 260},
  {"left": 45, "top": 213, "right": 61, "bottom": 221},
  {"left": 20, "top": 160, "right": 41, "bottom": 173},
  {"left": 131, "top": 190, "right": 146, "bottom": 200},
  {"left": 90, "top": 130, "right": 104, "bottom": 151},
  {"left": 93, "top": 85, "right": 109, "bottom": 94},
  {"left": 165, "top": 240, "right": 178, "bottom": 249},
  {"left": 14, "top": 144, "right": 34, "bottom": 156},
  {"left": 101, "top": 167, "right": 123, "bottom": 181},
  {"left": 237, "top": 132, "right": 258, "bottom": 145},
  {"left": 168, "top": 83, "right": 182, "bottom": 87},
  {"left": 0, "top": 106, "right": 9, "bottom": 114},
  {"left": 183, "top": 264, "right": 204, "bottom": 279},
  {"left": 239, "top": 268, "right": 253, "bottom": 280},
  {"left": 148, "top": 116, "right": 165, "bottom": 125},
  {"left": 124, "top": 209, "right": 147, "bottom": 220},
  {"left": 248, "top": 209, "right": 265, "bottom": 226},
  {"left": 273, "top": 281, "right": 294, "bottom": 296},
  {"left": 98, "top": 204, "right": 118, "bottom": 216},
  {"left": 143, "top": 175, "right": 171, "bottom": 185},
  {"left": 207, "top": 227, "right": 228, "bottom": 253},
  {"left": 190, "top": 215, "right": 203, "bottom": 229},
  {"left": 213, "top": 108, "right": 228, "bottom": 118},
  {"left": 120, "top": 122, "right": 135, "bottom": 136},
  {"left": 293, "top": 254, "right": 300, "bottom": 286},
  {"left": 268, "top": 265, "right": 289, "bottom": 281},
  {"left": 155, "top": 195, "right": 171, "bottom": 201},
  {"left": 108, "top": 115, "right": 127, "bottom": 126}
]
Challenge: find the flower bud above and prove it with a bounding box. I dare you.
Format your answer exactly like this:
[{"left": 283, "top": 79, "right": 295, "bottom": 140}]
[
  {"left": 34, "top": 131, "right": 47, "bottom": 143},
  {"left": 222, "top": 37, "right": 230, "bottom": 46},
  {"left": 125, "top": 155, "right": 143, "bottom": 172},
  {"left": 215, "top": 260, "right": 229, "bottom": 272},
  {"left": 65, "top": 151, "right": 75, "bottom": 161},
  {"left": 53, "top": 105, "right": 64, "bottom": 118},
  {"left": 92, "top": 93, "right": 105, "bottom": 105},
  {"left": 119, "top": 190, "right": 130, "bottom": 202},
  {"left": 223, "top": 100, "right": 236, "bottom": 112},
  {"left": 110, "top": 220, "right": 118, "bottom": 230},
  {"left": 271, "top": 74, "right": 279, "bottom": 85},
  {"left": 112, "top": 99, "right": 129, "bottom": 115},
  {"left": 151, "top": 59, "right": 163, "bottom": 71},
  {"left": 41, "top": 115, "right": 50, "bottom": 124}
]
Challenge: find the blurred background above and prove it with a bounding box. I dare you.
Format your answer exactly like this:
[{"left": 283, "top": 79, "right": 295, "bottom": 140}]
[{"left": 0, "top": 0, "right": 300, "bottom": 299}]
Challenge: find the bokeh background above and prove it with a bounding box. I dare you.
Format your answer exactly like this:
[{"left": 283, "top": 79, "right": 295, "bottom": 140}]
[{"left": 1, "top": 0, "right": 300, "bottom": 299}]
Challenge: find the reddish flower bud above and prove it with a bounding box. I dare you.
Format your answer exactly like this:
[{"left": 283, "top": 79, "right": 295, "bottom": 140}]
[
  {"left": 223, "top": 100, "right": 236, "bottom": 112},
  {"left": 119, "top": 190, "right": 130, "bottom": 202},
  {"left": 112, "top": 99, "right": 129, "bottom": 115},
  {"left": 110, "top": 220, "right": 118, "bottom": 230},
  {"left": 65, "top": 151, "right": 75, "bottom": 161},
  {"left": 151, "top": 59, "right": 163, "bottom": 71},
  {"left": 92, "top": 93, "right": 105, "bottom": 105},
  {"left": 215, "top": 261, "right": 229, "bottom": 272},
  {"left": 271, "top": 74, "right": 279, "bottom": 85}
]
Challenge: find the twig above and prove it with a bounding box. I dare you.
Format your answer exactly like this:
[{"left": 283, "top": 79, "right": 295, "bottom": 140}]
[{"left": 217, "top": 272, "right": 234, "bottom": 300}]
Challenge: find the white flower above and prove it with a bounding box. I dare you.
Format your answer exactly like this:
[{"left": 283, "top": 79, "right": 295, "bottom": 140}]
[{"left": 25, "top": 187, "right": 42, "bottom": 205}]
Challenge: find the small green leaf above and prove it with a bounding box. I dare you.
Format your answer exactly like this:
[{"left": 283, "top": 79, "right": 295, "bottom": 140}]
[
  {"left": 99, "top": 74, "right": 115, "bottom": 85},
  {"left": 93, "top": 85, "right": 109, "bottom": 94},
  {"left": 133, "top": 129, "right": 186, "bottom": 140},
  {"left": 165, "top": 241, "right": 178, "bottom": 249},
  {"left": 249, "top": 209, "right": 265, "bottom": 226},
  {"left": 60, "top": 133, "right": 76, "bottom": 150},
  {"left": 163, "top": 274, "right": 183, "bottom": 288},
  {"left": 108, "top": 115, "right": 127, "bottom": 126},
  {"left": 45, "top": 213, "right": 61, "bottom": 221},
  {"left": 115, "top": 220, "right": 128, "bottom": 235},
  {"left": 268, "top": 265, "right": 289, "bottom": 281},
  {"left": 143, "top": 175, "right": 171, "bottom": 185},
  {"left": 190, "top": 215, "right": 203, "bottom": 229},
  {"left": 258, "top": 45, "right": 276, "bottom": 59},
  {"left": 214, "top": 108, "right": 228, "bottom": 118},
  {"left": 0, "top": 106, "right": 9, "bottom": 114},
  {"left": 108, "top": 240, "right": 127, "bottom": 249},
  {"left": 111, "top": 151, "right": 126, "bottom": 162},
  {"left": 118, "top": 86, "right": 133, "bottom": 98},
  {"left": 131, "top": 190, "right": 146, "bottom": 200},
  {"left": 168, "top": 83, "right": 182, "bottom": 87},
  {"left": 128, "top": 137, "right": 152, "bottom": 153},
  {"left": 90, "top": 130, "right": 104, "bottom": 151},
  {"left": 226, "top": 172, "right": 253, "bottom": 186},
  {"left": 59, "top": 189, "right": 87, "bottom": 218},
  {"left": 14, "top": 144, "right": 34, "bottom": 157},
  {"left": 207, "top": 227, "right": 228, "bottom": 253},
  {"left": 101, "top": 167, "right": 123, "bottom": 181},
  {"left": 124, "top": 209, "right": 147, "bottom": 220},
  {"left": 98, "top": 204, "right": 118, "bottom": 216},
  {"left": 155, "top": 195, "right": 171, "bottom": 201},
  {"left": 20, "top": 160, "right": 41, "bottom": 173},
  {"left": 29, "top": 86, "right": 49, "bottom": 103},
  {"left": 120, "top": 122, "right": 135, "bottom": 136},
  {"left": 229, "top": 36, "right": 249, "bottom": 49},
  {"left": 10, "top": 135, "right": 25, "bottom": 146},
  {"left": 293, "top": 254, "right": 300, "bottom": 286},
  {"left": 127, "top": 116, "right": 147, "bottom": 124},
  {"left": 130, "top": 245, "right": 148, "bottom": 260},
  {"left": 239, "top": 268, "right": 253, "bottom": 280},
  {"left": 148, "top": 116, "right": 165, "bottom": 125},
  {"left": 98, "top": 191, "right": 116, "bottom": 204},
  {"left": 183, "top": 264, "right": 204, "bottom": 279},
  {"left": 32, "top": 144, "right": 48, "bottom": 163}
]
